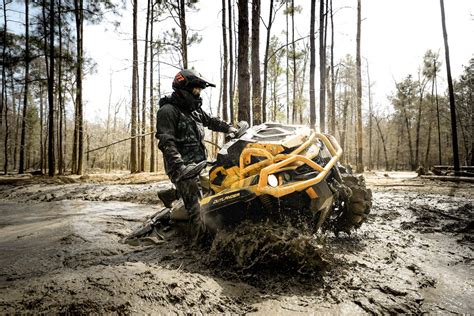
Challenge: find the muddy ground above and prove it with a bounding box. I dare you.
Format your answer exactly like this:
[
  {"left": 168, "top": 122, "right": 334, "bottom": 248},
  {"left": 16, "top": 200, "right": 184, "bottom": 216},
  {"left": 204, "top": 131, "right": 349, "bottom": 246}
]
[{"left": 0, "top": 172, "right": 472, "bottom": 314}]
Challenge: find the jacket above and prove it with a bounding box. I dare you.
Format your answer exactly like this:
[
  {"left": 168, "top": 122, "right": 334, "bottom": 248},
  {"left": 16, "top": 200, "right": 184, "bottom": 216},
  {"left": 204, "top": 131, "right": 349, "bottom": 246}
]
[{"left": 155, "top": 92, "right": 230, "bottom": 179}]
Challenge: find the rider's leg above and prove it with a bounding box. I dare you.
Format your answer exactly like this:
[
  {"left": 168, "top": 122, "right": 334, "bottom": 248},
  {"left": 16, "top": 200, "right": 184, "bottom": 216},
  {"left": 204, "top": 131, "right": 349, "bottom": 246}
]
[{"left": 174, "top": 176, "right": 203, "bottom": 233}]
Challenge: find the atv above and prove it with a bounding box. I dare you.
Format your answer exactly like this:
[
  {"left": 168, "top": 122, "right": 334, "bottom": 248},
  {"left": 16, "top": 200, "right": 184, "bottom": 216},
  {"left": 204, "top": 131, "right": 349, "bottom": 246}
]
[{"left": 126, "top": 122, "right": 372, "bottom": 243}]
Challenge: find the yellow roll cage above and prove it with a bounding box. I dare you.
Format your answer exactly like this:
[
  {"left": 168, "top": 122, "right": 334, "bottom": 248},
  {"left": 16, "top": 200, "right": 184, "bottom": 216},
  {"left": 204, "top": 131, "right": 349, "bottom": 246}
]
[{"left": 238, "top": 133, "right": 343, "bottom": 198}]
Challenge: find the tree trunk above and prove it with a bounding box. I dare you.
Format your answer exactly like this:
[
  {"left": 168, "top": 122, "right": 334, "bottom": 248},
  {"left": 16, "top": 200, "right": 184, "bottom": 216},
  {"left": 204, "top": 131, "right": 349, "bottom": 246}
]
[
  {"left": 309, "top": 0, "right": 316, "bottom": 128},
  {"left": 19, "top": 0, "right": 29, "bottom": 174},
  {"left": 221, "top": 0, "right": 228, "bottom": 122},
  {"left": 74, "top": 0, "right": 84, "bottom": 175},
  {"left": 319, "top": 0, "right": 326, "bottom": 132},
  {"left": 130, "top": 0, "right": 138, "bottom": 173},
  {"left": 0, "top": 0, "right": 6, "bottom": 127},
  {"left": 58, "top": 1, "right": 63, "bottom": 175},
  {"left": 140, "top": 0, "right": 151, "bottom": 172},
  {"left": 355, "top": 0, "right": 363, "bottom": 173},
  {"left": 261, "top": 0, "right": 274, "bottom": 124},
  {"left": 178, "top": 0, "right": 188, "bottom": 68},
  {"left": 285, "top": 0, "right": 289, "bottom": 124},
  {"left": 374, "top": 116, "right": 389, "bottom": 170},
  {"left": 251, "top": 0, "right": 261, "bottom": 125},
  {"left": 228, "top": 0, "right": 234, "bottom": 123},
  {"left": 3, "top": 72, "right": 10, "bottom": 174},
  {"left": 291, "top": 0, "right": 296, "bottom": 123},
  {"left": 329, "top": 0, "right": 336, "bottom": 135},
  {"left": 415, "top": 79, "right": 427, "bottom": 168},
  {"left": 47, "top": 0, "right": 55, "bottom": 176},
  {"left": 341, "top": 90, "right": 348, "bottom": 162},
  {"left": 434, "top": 64, "right": 442, "bottom": 165},
  {"left": 237, "top": 0, "right": 250, "bottom": 122},
  {"left": 150, "top": 0, "right": 155, "bottom": 172},
  {"left": 401, "top": 101, "right": 415, "bottom": 169},
  {"left": 439, "top": 0, "right": 460, "bottom": 173},
  {"left": 366, "top": 61, "right": 372, "bottom": 170}
]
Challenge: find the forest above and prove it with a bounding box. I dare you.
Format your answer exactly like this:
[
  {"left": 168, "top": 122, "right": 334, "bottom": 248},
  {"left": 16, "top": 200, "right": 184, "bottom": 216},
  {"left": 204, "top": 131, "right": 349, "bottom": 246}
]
[{"left": 0, "top": 0, "right": 472, "bottom": 176}]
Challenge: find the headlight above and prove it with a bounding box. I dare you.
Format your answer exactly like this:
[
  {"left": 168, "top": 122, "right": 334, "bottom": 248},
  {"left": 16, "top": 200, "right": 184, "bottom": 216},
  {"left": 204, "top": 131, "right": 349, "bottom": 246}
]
[{"left": 268, "top": 174, "right": 279, "bottom": 187}]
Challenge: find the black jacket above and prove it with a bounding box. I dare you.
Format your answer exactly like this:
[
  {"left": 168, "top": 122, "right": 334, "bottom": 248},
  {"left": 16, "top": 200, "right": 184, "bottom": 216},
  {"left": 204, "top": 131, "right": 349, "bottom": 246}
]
[{"left": 155, "top": 92, "right": 230, "bottom": 179}]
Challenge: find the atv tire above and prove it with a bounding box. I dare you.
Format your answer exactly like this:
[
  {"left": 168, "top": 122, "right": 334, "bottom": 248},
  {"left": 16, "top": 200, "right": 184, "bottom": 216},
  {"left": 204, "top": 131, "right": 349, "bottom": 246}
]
[{"left": 334, "top": 165, "right": 372, "bottom": 234}]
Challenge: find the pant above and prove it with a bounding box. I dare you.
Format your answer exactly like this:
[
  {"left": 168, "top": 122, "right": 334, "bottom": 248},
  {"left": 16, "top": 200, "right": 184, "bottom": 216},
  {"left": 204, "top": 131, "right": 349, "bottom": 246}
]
[{"left": 174, "top": 176, "right": 202, "bottom": 225}]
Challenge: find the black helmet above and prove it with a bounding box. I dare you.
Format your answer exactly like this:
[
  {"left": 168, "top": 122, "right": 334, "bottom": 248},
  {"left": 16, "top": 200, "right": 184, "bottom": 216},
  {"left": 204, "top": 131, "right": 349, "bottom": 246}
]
[{"left": 172, "top": 69, "right": 216, "bottom": 92}]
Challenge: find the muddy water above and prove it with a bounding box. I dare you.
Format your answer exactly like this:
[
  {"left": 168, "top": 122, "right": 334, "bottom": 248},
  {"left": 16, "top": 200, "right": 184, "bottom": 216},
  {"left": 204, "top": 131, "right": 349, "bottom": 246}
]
[{"left": 0, "top": 176, "right": 473, "bottom": 314}]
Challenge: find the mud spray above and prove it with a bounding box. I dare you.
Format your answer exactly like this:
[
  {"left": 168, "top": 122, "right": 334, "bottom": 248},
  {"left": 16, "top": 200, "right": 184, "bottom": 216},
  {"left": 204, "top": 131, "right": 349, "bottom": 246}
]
[{"left": 209, "top": 220, "right": 328, "bottom": 274}]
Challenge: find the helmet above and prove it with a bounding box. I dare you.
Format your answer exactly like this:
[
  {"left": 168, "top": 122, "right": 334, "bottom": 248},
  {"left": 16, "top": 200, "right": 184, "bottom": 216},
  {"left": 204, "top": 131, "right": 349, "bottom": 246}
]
[{"left": 172, "top": 69, "right": 216, "bottom": 92}]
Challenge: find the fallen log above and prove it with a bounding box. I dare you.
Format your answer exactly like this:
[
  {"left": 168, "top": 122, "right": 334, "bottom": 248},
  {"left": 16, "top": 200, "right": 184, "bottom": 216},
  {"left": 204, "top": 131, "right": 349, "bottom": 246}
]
[{"left": 420, "top": 175, "right": 474, "bottom": 183}]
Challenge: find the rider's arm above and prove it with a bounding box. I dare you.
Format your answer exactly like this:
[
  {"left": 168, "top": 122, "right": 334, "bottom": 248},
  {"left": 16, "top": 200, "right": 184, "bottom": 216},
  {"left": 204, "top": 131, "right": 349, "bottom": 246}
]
[
  {"left": 156, "top": 104, "right": 184, "bottom": 179},
  {"left": 197, "top": 108, "right": 231, "bottom": 133}
]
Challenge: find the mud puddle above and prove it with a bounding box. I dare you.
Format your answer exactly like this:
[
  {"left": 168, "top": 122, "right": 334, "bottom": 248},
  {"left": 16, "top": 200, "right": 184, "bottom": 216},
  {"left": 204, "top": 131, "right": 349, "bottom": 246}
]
[{"left": 0, "top": 175, "right": 473, "bottom": 314}]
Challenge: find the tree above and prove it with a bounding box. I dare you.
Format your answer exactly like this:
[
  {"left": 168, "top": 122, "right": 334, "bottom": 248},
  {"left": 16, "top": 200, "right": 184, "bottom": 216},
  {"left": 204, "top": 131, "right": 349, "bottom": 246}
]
[
  {"left": 19, "top": 0, "right": 30, "bottom": 174},
  {"left": 140, "top": 0, "right": 151, "bottom": 172},
  {"left": 309, "top": 0, "right": 316, "bottom": 128},
  {"left": 221, "top": 0, "right": 228, "bottom": 122},
  {"left": 158, "top": 1, "right": 201, "bottom": 69},
  {"left": 0, "top": 0, "right": 6, "bottom": 127},
  {"left": 228, "top": 0, "right": 234, "bottom": 123},
  {"left": 251, "top": 0, "right": 261, "bottom": 125},
  {"left": 47, "top": 0, "right": 55, "bottom": 176},
  {"left": 262, "top": 0, "right": 275, "bottom": 123},
  {"left": 267, "top": 36, "right": 285, "bottom": 121},
  {"left": 237, "top": 0, "right": 250, "bottom": 122},
  {"left": 329, "top": 0, "right": 336, "bottom": 135},
  {"left": 130, "top": 0, "right": 138, "bottom": 173},
  {"left": 319, "top": 0, "right": 327, "bottom": 131},
  {"left": 439, "top": 0, "right": 460, "bottom": 173},
  {"left": 150, "top": 0, "right": 156, "bottom": 172},
  {"left": 355, "top": 0, "right": 363, "bottom": 173}
]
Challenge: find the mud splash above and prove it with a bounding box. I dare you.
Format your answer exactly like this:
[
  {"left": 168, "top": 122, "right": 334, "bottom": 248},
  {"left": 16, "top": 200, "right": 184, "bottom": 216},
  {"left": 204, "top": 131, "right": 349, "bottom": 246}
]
[{"left": 210, "top": 221, "right": 327, "bottom": 273}]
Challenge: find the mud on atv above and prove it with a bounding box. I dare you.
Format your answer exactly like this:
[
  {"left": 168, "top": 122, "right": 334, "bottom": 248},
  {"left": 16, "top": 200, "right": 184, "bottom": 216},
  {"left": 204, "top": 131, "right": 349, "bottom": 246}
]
[{"left": 126, "top": 122, "right": 372, "bottom": 244}]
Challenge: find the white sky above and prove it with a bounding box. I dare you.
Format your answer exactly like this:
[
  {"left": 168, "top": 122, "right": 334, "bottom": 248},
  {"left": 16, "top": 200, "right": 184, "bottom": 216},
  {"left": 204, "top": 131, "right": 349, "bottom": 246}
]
[{"left": 6, "top": 1, "right": 474, "bottom": 123}]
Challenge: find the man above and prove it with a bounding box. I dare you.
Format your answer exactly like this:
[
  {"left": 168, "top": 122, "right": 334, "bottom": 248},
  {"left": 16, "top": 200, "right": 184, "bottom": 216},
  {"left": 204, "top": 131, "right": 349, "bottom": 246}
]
[{"left": 155, "top": 69, "right": 237, "bottom": 236}]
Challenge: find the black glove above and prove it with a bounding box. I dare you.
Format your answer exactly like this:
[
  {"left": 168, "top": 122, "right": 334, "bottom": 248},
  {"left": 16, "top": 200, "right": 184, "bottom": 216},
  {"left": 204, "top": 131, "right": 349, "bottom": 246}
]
[{"left": 172, "top": 161, "right": 208, "bottom": 183}]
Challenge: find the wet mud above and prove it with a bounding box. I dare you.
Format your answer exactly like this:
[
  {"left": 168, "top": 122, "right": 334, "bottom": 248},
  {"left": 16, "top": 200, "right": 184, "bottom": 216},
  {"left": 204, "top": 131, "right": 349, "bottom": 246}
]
[{"left": 0, "top": 172, "right": 473, "bottom": 314}]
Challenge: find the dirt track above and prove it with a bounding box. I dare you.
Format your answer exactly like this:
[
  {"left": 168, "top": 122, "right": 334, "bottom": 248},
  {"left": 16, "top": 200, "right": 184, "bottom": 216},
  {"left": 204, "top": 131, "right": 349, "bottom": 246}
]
[{"left": 0, "top": 172, "right": 472, "bottom": 314}]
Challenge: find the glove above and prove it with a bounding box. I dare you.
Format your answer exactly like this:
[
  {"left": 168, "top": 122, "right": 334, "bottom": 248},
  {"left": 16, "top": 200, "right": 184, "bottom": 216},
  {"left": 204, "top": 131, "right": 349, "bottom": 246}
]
[
  {"left": 170, "top": 164, "right": 186, "bottom": 183},
  {"left": 172, "top": 161, "right": 208, "bottom": 183},
  {"left": 227, "top": 126, "right": 238, "bottom": 139}
]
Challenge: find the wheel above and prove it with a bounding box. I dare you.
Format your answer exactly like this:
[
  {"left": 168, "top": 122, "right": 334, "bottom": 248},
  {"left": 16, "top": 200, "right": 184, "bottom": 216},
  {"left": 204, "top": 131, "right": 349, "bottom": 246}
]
[{"left": 332, "top": 165, "right": 372, "bottom": 234}]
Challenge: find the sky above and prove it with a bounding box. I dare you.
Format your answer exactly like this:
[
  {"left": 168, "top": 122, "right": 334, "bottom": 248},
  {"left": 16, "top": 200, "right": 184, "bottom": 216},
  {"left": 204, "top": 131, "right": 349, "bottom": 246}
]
[{"left": 5, "top": 1, "right": 474, "bottom": 124}]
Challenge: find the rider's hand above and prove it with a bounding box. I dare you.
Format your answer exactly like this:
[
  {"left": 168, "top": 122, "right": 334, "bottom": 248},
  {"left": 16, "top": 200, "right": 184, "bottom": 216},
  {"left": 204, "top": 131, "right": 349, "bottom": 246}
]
[
  {"left": 227, "top": 126, "right": 238, "bottom": 140},
  {"left": 228, "top": 126, "right": 238, "bottom": 134},
  {"left": 171, "top": 164, "right": 186, "bottom": 183}
]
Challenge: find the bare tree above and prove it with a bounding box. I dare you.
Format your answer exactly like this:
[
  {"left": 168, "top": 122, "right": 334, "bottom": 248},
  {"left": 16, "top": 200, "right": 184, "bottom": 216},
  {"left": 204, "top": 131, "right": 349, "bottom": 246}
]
[
  {"left": 309, "top": 0, "right": 316, "bottom": 128},
  {"left": 150, "top": 0, "right": 156, "bottom": 172},
  {"left": 319, "top": 0, "right": 327, "bottom": 131},
  {"left": 329, "top": 0, "right": 336, "bottom": 135},
  {"left": 251, "top": 0, "right": 261, "bottom": 125},
  {"left": 237, "top": 0, "right": 250, "bottom": 122},
  {"left": 262, "top": 0, "right": 275, "bottom": 123},
  {"left": 221, "top": 0, "right": 229, "bottom": 122},
  {"left": 439, "top": 0, "right": 460, "bottom": 173},
  {"left": 228, "top": 0, "right": 234, "bottom": 123},
  {"left": 0, "top": 0, "right": 6, "bottom": 127},
  {"left": 130, "top": 0, "right": 138, "bottom": 173},
  {"left": 73, "top": 0, "right": 84, "bottom": 175},
  {"left": 140, "top": 0, "right": 151, "bottom": 172},
  {"left": 19, "top": 0, "right": 29, "bottom": 174},
  {"left": 355, "top": 0, "right": 363, "bottom": 173},
  {"left": 178, "top": 0, "right": 188, "bottom": 68},
  {"left": 47, "top": 0, "right": 55, "bottom": 176}
]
